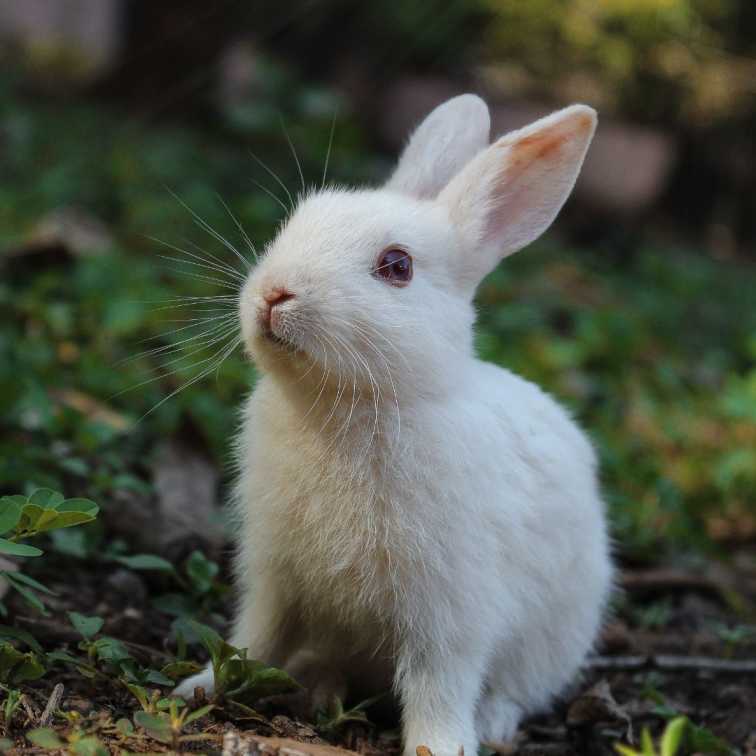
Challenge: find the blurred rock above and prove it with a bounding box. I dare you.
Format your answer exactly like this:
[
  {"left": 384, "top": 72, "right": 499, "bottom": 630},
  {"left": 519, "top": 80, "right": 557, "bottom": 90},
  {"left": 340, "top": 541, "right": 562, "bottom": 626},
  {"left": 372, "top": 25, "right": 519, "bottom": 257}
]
[
  {"left": 381, "top": 77, "right": 677, "bottom": 214},
  {"left": 576, "top": 119, "right": 677, "bottom": 214},
  {"left": 151, "top": 438, "right": 223, "bottom": 561},
  {"left": 9, "top": 207, "right": 115, "bottom": 260},
  {"left": 218, "top": 40, "right": 261, "bottom": 109},
  {"left": 106, "top": 568, "right": 148, "bottom": 606},
  {"left": 101, "top": 488, "right": 158, "bottom": 552},
  {"left": 102, "top": 440, "right": 224, "bottom": 560},
  {"left": 0, "top": 0, "right": 123, "bottom": 83}
]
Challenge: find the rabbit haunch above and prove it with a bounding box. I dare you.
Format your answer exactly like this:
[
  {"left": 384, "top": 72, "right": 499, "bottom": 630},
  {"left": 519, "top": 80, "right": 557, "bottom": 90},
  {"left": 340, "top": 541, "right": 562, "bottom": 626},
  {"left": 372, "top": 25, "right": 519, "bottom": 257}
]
[{"left": 175, "top": 95, "right": 613, "bottom": 756}]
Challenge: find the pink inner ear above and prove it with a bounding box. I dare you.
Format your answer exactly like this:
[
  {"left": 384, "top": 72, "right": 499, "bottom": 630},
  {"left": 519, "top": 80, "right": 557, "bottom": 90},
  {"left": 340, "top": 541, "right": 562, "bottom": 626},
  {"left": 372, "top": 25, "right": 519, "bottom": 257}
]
[
  {"left": 483, "top": 116, "right": 591, "bottom": 247},
  {"left": 516, "top": 129, "right": 569, "bottom": 161}
]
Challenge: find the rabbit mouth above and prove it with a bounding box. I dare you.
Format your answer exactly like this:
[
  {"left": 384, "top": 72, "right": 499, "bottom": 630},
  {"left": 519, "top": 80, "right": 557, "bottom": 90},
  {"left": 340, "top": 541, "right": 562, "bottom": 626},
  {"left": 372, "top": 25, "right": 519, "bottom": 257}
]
[{"left": 264, "top": 329, "right": 298, "bottom": 352}]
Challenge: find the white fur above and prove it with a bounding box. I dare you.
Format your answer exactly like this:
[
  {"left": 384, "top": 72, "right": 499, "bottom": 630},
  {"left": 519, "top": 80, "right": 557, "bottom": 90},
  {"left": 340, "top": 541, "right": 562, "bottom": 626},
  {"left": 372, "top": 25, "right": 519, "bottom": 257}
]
[{"left": 175, "top": 98, "right": 613, "bottom": 756}]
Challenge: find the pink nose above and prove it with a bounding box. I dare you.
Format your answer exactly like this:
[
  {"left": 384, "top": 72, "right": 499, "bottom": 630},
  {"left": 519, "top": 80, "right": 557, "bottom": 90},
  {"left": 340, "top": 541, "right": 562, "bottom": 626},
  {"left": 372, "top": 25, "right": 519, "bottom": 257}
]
[{"left": 259, "top": 287, "right": 294, "bottom": 331}]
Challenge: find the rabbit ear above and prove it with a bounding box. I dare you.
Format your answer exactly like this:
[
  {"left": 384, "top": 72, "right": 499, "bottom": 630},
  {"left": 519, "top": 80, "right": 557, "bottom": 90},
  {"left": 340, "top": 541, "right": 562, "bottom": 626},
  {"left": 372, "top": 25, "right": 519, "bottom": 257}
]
[
  {"left": 438, "top": 105, "right": 596, "bottom": 293},
  {"left": 385, "top": 94, "right": 490, "bottom": 199}
]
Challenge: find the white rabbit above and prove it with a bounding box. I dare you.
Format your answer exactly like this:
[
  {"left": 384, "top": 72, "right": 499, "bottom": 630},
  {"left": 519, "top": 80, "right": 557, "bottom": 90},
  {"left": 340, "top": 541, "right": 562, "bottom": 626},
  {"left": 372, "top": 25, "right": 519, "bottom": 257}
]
[{"left": 175, "top": 94, "right": 613, "bottom": 756}]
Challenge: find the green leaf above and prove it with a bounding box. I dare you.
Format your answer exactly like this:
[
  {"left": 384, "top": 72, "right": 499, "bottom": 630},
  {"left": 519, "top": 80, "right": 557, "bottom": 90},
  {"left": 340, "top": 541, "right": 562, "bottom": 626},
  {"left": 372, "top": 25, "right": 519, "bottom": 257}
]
[
  {"left": 0, "top": 624, "right": 43, "bottom": 653},
  {"left": 185, "top": 550, "right": 219, "bottom": 593},
  {"left": 154, "top": 593, "right": 194, "bottom": 618},
  {"left": 19, "top": 503, "right": 45, "bottom": 530},
  {"left": 11, "top": 651, "right": 46, "bottom": 684},
  {"left": 686, "top": 722, "right": 732, "bottom": 755},
  {"left": 188, "top": 620, "right": 224, "bottom": 666},
  {"left": 660, "top": 717, "right": 688, "bottom": 756},
  {"left": 32, "top": 508, "right": 61, "bottom": 531},
  {"left": 133, "top": 710, "right": 172, "bottom": 743},
  {"left": 224, "top": 659, "right": 300, "bottom": 701},
  {"left": 0, "top": 640, "right": 45, "bottom": 685},
  {"left": 71, "top": 736, "right": 109, "bottom": 756},
  {"left": 145, "top": 668, "right": 175, "bottom": 686},
  {"left": 5, "top": 570, "right": 55, "bottom": 595},
  {"left": 160, "top": 660, "right": 203, "bottom": 680},
  {"left": 115, "top": 554, "right": 174, "bottom": 572},
  {"left": 157, "top": 696, "right": 183, "bottom": 710},
  {"left": 0, "top": 496, "right": 24, "bottom": 535},
  {"left": 28, "top": 488, "right": 65, "bottom": 509},
  {"left": 68, "top": 611, "right": 104, "bottom": 640},
  {"left": 46, "top": 650, "right": 98, "bottom": 679},
  {"left": 0, "top": 538, "right": 42, "bottom": 557},
  {"left": 47, "top": 649, "right": 85, "bottom": 666},
  {"left": 6, "top": 576, "right": 47, "bottom": 614},
  {"left": 0, "top": 642, "right": 24, "bottom": 682},
  {"left": 184, "top": 703, "right": 214, "bottom": 725},
  {"left": 34, "top": 510, "right": 98, "bottom": 533},
  {"left": 56, "top": 498, "right": 99, "bottom": 517},
  {"left": 125, "top": 682, "right": 150, "bottom": 710},
  {"left": 27, "top": 727, "right": 64, "bottom": 748},
  {"left": 50, "top": 527, "right": 92, "bottom": 558},
  {"left": 92, "top": 636, "right": 131, "bottom": 664},
  {"left": 640, "top": 728, "right": 656, "bottom": 756},
  {"left": 116, "top": 718, "right": 135, "bottom": 735}
]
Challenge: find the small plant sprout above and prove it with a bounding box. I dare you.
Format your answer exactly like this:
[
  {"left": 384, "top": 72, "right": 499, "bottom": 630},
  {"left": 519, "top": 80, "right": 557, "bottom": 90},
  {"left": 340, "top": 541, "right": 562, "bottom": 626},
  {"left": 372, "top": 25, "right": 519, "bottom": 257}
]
[
  {"left": 615, "top": 716, "right": 687, "bottom": 756},
  {"left": 0, "top": 642, "right": 46, "bottom": 729},
  {"left": 714, "top": 622, "right": 756, "bottom": 657},
  {"left": 51, "top": 612, "right": 174, "bottom": 689},
  {"left": 133, "top": 697, "right": 216, "bottom": 750},
  {"left": 316, "top": 693, "right": 385, "bottom": 734},
  {"left": 0, "top": 490, "right": 99, "bottom": 615},
  {"left": 187, "top": 620, "right": 298, "bottom": 703},
  {"left": 615, "top": 716, "right": 734, "bottom": 756},
  {"left": 27, "top": 725, "right": 109, "bottom": 756}
]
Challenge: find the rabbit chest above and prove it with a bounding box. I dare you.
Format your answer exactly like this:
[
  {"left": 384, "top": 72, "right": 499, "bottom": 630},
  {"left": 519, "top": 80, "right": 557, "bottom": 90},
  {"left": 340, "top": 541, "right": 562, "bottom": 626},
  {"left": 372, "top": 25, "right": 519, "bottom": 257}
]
[{"left": 236, "top": 383, "right": 479, "bottom": 634}]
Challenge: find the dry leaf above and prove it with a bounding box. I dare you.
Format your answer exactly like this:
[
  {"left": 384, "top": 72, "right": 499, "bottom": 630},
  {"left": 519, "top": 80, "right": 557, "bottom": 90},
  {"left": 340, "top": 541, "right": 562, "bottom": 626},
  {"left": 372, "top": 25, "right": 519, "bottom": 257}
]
[
  {"left": 567, "top": 679, "right": 632, "bottom": 741},
  {"left": 223, "top": 732, "right": 359, "bottom": 756},
  {"left": 51, "top": 389, "right": 131, "bottom": 431}
]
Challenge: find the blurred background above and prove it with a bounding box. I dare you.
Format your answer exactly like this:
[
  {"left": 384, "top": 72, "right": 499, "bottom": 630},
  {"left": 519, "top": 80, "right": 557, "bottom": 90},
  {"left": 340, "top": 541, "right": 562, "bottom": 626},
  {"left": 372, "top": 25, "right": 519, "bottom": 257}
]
[{"left": 1, "top": 0, "right": 755, "bottom": 566}]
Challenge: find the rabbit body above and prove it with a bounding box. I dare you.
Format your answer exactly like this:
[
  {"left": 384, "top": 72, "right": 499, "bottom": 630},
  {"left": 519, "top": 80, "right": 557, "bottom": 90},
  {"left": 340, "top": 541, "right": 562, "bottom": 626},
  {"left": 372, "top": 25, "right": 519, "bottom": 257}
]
[
  {"left": 176, "top": 96, "right": 613, "bottom": 755},
  {"left": 232, "top": 364, "right": 609, "bottom": 749}
]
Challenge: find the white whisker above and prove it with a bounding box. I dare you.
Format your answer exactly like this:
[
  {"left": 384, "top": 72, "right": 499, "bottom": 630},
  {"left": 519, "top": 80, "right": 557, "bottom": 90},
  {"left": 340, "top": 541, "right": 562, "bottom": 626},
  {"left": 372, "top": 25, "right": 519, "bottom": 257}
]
[
  {"left": 322, "top": 108, "right": 338, "bottom": 189},
  {"left": 147, "top": 235, "right": 245, "bottom": 282},
  {"left": 165, "top": 187, "right": 248, "bottom": 265},
  {"left": 162, "top": 266, "right": 241, "bottom": 291},
  {"left": 117, "top": 318, "right": 239, "bottom": 371},
  {"left": 249, "top": 151, "right": 295, "bottom": 210},
  {"left": 138, "top": 336, "right": 242, "bottom": 421},
  {"left": 280, "top": 115, "right": 306, "bottom": 194},
  {"left": 214, "top": 192, "right": 258, "bottom": 266}
]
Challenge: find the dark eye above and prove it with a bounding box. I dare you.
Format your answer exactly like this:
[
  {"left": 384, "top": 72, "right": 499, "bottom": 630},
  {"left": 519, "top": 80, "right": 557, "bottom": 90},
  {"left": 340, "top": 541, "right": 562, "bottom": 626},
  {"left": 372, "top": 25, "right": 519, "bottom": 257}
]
[{"left": 374, "top": 248, "right": 413, "bottom": 286}]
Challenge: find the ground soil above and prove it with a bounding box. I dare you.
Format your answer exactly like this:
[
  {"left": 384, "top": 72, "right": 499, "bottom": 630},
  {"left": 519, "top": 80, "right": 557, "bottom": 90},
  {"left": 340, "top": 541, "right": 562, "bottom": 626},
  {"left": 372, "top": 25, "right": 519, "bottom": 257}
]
[{"left": 4, "top": 552, "right": 756, "bottom": 755}]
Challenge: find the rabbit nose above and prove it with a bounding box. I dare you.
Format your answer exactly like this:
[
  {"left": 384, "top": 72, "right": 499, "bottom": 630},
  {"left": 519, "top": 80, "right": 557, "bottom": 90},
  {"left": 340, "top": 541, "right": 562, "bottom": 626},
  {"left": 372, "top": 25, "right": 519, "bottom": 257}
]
[{"left": 260, "top": 287, "right": 294, "bottom": 331}]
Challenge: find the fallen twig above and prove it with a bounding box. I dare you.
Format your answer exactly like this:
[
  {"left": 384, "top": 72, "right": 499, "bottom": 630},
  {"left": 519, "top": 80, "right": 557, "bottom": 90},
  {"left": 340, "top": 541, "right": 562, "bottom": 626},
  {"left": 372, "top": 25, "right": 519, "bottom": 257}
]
[
  {"left": 620, "top": 568, "right": 756, "bottom": 618},
  {"left": 587, "top": 654, "right": 756, "bottom": 673},
  {"left": 39, "top": 682, "right": 64, "bottom": 726},
  {"left": 621, "top": 569, "right": 724, "bottom": 596}
]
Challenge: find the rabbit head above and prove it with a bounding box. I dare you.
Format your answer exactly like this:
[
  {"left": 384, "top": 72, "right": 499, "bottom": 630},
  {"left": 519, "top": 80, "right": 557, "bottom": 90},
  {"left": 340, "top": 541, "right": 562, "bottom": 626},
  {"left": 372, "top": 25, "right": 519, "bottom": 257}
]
[{"left": 239, "top": 95, "right": 596, "bottom": 403}]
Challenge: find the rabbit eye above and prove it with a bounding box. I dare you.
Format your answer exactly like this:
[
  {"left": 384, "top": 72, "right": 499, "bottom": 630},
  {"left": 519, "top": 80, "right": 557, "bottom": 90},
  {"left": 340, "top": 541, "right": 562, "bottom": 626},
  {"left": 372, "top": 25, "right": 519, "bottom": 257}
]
[{"left": 374, "top": 248, "right": 413, "bottom": 286}]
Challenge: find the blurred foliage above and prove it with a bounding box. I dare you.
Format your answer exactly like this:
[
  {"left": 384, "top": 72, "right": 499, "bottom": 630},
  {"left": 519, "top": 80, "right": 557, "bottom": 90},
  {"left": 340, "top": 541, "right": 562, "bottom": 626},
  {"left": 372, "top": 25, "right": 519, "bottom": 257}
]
[
  {"left": 0, "top": 50, "right": 754, "bottom": 564},
  {"left": 481, "top": 0, "right": 756, "bottom": 125},
  {"left": 477, "top": 244, "right": 756, "bottom": 555}
]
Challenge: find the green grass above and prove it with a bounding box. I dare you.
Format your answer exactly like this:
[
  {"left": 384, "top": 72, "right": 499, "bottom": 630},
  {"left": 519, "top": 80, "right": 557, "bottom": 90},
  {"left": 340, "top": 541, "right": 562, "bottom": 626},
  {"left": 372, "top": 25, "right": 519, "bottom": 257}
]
[{"left": 2, "top": 72, "right": 755, "bottom": 563}]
